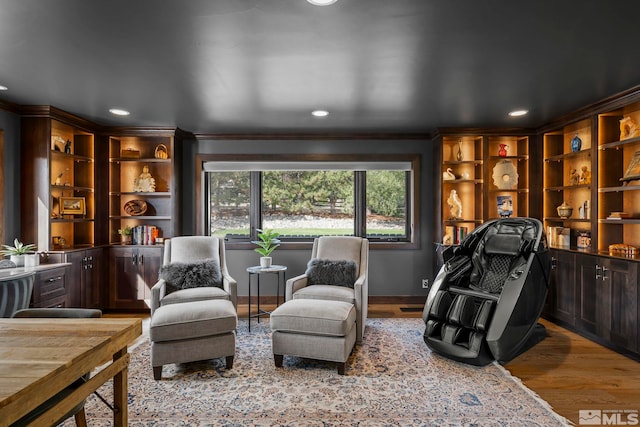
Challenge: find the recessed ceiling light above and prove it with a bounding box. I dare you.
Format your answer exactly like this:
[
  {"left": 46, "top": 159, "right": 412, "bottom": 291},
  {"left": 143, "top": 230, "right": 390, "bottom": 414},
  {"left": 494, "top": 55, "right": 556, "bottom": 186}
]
[
  {"left": 109, "top": 108, "right": 130, "bottom": 116},
  {"left": 0, "top": 85, "right": 8, "bottom": 91},
  {"left": 307, "top": 0, "right": 338, "bottom": 6},
  {"left": 311, "top": 110, "right": 329, "bottom": 117},
  {"left": 508, "top": 109, "right": 528, "bottom": 117}
]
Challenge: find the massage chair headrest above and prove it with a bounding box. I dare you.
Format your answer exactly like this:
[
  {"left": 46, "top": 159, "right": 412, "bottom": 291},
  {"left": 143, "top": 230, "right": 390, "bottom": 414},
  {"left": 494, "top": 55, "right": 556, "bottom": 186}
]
[{"left": 483, "top": 233, "right": 523, "bottom": 256}]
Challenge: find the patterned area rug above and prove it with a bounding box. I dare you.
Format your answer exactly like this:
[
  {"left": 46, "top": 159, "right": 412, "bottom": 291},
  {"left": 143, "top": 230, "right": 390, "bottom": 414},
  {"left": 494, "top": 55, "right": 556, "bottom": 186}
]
[{"left": 69, "top": 318, "right": 569, "bottom": 426}]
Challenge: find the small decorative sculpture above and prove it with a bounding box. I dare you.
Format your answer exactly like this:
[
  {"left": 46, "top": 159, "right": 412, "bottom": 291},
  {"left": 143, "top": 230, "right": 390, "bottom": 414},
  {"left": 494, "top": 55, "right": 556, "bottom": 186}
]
[
  {"left": 498, "top": 144, "right": 508, "bottom": 157},
  {"left": 619, "top": 116, "right": 640, "bottom": 140},
  {"left": 579, "top": 165, "right": 591, "bottom": 185},
  {"left": 54, "top": 168, "right": 70, "bottom": 185},
  {"left": 442, "top": 168, "right": 456, "bottom": 180},
  {"left": 447, "top": 189, "right": 463, "bottom": 219},
  {"left": 133, "top": 165, "right": 156, "bottom": 192},
  {"left": 456, "top": 139, "right": 463, "bottom": 161},
  {"left": 568, "top": 168, "right": 580, "bottom": 186},
  {"left": 64, "top": 139, "right": 72, "bottom": 154},
  {"left": 557, "top": 202, "right": 573, "bottom": 219},
  {"left": 442, "top": 233, "right": 453, "bottom": 245}
]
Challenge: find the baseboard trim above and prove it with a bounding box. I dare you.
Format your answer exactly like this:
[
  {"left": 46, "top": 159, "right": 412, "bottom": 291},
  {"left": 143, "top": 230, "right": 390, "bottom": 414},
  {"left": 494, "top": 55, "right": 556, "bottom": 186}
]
[{"left": 237, "top": 295, "right": 427, "bottom": 305}]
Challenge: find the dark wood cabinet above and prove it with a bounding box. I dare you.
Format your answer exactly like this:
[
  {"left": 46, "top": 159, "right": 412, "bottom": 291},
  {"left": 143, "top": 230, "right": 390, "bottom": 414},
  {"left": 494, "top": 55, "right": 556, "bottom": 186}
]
[
  {"left": 32, "top": 266, "right": 69, "bottom": 308},
  {"left": 596, "top": 257, "right": 638, "bottom": 353},
  {"left": 108, "top": 246, "right": 162, "bottom": 310},
  {"left": 63, "top": 248, "right": 104, "bottom": 309},
  {"left": 545, "top": 249, "right": 577, "bottom": 326},
  {"left": 47, "top": 247, "right": 104, "bottom": 309},
  {"left": 545, "top": 250, "right": 639, "bottom": 358}
]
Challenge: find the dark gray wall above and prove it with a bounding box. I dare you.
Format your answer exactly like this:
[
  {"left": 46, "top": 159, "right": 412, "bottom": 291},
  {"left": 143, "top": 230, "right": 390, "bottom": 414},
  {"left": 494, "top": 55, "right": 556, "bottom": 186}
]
[
  {"left": 181, "top": 138, "right": 436, "bottom": 299},
  {"left": 0, "top": 109, "right": 20, "bottom": 245}
]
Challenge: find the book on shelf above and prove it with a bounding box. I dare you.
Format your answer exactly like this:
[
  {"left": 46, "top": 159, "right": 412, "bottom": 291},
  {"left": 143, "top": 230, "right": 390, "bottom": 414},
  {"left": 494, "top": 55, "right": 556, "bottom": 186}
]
[
  {"left": 443, "top": 225, "right": 469, "bottom": 245},
  {"left": 606, "top": 211, "right": 631, "bottom": 220},
  {"left": 131, "top": 225, "right": 160, "bottom": 245},
  {"left": 547, "top": 226, "right": 570, "bottom": 247}
]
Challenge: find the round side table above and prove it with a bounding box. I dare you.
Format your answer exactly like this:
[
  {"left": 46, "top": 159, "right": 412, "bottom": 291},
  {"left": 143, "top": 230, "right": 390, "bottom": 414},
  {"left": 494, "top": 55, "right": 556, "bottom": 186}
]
[{"left": 246, "top": 265, "right": 287, "bottom": 331}]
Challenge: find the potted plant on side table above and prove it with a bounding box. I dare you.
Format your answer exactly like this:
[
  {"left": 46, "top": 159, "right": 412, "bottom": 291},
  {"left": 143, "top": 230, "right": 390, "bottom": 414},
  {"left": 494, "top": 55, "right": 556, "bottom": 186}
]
[
  {"left": 252, "top": 229, "right": 281, "bottom": 268},
  {"left": 0, "top": 238, "right": 37, "bottom": 267}
]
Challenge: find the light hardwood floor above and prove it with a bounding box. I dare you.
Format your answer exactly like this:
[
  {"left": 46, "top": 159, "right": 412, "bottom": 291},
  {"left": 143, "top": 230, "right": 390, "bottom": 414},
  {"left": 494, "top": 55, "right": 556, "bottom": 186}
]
[{"left": 118, "top": 304, "right": 640, "bottom": 425}]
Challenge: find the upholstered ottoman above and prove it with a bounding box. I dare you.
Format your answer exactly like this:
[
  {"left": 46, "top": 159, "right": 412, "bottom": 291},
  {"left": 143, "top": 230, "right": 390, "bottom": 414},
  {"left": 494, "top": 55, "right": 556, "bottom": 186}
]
[
  {"left": 150, "top": 299, "right": 237, "bottom": 380},
  {"left": 270, "top": 299, "right": 356, "bottom": 375}
]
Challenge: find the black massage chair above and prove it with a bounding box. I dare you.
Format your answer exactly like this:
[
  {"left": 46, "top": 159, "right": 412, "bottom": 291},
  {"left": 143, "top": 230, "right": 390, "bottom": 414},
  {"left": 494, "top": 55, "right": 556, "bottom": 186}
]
[{"left": 423, "top": 217, "right": 551, "bottom": 366}]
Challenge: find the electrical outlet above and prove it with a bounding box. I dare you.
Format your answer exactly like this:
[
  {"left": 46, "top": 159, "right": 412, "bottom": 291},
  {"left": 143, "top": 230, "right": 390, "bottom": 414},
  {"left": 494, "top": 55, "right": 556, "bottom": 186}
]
[{"left": 421, "top": 279, "right": 429, "bottom": 289}]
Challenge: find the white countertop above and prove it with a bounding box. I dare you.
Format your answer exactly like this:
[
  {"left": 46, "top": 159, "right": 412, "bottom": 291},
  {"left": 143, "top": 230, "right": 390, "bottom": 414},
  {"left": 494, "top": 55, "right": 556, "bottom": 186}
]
[{"left": 0, "top": 263, "right": 72, "bottom": 280}]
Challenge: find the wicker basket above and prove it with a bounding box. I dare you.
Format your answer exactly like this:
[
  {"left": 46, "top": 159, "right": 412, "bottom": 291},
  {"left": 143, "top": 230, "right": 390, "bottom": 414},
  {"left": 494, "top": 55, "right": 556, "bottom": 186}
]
[
  {"left": 154, "top": 144, "right": 168, "bottom": 159},
  {"left": 124, "top": 199, "right": 148, "bottom": 216}
]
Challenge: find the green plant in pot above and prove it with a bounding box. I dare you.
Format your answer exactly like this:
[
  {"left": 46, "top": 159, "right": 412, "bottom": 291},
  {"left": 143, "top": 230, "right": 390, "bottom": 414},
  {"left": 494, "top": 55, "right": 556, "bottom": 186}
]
[
  {"left": 0, "top": 238, "right": 37, "bottom": 267},
  {"left": 118, "top": 226, "right": 133, "bottom": 245},
  {"left": 252, "top": 229, "right": 280, "bottom": 268}
]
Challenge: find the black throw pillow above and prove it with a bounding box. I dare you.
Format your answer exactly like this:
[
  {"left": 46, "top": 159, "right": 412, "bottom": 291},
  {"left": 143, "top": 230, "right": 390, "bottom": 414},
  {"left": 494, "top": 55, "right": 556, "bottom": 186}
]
[
  {"left": 305, "top": 258, "right": 357, "bottom": 288},
  {"left": 159, "top": 259, "right": 223, "bottom": 294}
]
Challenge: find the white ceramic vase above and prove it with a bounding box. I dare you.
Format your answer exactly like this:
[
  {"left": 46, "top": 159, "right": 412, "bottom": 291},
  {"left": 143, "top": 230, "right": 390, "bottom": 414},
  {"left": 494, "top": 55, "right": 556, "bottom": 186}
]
[
  {"left": 10, "top": 254, "right": 25, "bottom": 267},
  {"left": 260, "top": 257, "right": 272, "bottom": 268}
]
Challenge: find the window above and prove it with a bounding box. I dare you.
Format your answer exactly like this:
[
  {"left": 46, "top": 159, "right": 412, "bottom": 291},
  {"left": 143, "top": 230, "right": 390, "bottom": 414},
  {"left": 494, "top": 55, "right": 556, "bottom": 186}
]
[
  {"left": 365, "top": 170, "right": 409, "bottom": 239},
  {"left": 262, "top": 170, "right": 355, "bottom": 237},
  {"left": 202, "top": 155, "right": 418, "bottom": 246},
  {"left": 208, "top": 171, "right": 250, "bottom": 238}
]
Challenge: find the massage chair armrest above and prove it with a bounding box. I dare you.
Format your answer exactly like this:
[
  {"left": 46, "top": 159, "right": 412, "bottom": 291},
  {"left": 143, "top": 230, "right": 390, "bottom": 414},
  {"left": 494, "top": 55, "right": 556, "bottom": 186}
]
[{"left": 285, "top": 274, "right": 309, "bottom": 301}]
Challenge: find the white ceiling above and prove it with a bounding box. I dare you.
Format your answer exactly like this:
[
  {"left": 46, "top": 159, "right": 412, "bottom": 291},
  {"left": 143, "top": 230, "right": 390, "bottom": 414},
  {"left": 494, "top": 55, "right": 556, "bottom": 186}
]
[{"left": 1, "top": 0, "right": 639, "bottom": 134}]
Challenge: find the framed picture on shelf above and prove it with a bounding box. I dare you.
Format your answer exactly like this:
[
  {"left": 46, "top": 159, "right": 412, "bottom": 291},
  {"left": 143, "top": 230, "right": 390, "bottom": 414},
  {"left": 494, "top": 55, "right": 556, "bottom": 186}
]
[
  {"left": 60, "top": 197, "right": 86, "bottom": 215},
  {"left": 620, "top": 150, "right": 640, "bottom": 183},
  {"left": 497, "top": 195, "right": 513, "bottom": 217}
]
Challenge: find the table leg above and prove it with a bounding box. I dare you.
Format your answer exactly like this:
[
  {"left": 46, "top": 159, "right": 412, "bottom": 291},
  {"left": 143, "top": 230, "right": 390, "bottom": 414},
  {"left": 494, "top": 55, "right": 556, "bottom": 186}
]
[
  {"left": 257, "top": 274, "right": 261, "bottom": 323},
  {"left": 276, "top": 271, "right": 281, "bottom": 306},
  {"left": 113, "top": 347, "right": 128, "bottom": 427},
  {"left": 248, "top": 273, "right": 252, "bottom": 332}
]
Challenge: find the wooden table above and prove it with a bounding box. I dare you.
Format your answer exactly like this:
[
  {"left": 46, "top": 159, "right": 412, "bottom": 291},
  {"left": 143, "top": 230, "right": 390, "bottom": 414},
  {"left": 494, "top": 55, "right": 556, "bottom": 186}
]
[{"left": 0, "top": 318, "right": 142, "bottom": 427}]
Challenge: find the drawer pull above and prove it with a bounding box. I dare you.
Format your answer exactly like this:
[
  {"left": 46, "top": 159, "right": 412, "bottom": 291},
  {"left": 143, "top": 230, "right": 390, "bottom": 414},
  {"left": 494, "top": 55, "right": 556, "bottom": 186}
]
[{"left": 47, "top": 276, "right": 63, "bottom": 282}]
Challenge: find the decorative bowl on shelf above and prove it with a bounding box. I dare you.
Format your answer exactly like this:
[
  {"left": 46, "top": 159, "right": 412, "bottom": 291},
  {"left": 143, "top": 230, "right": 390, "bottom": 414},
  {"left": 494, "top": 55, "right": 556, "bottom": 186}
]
[
  {"left": 492, "top": 160, "right": 519, "bottom": 189},
  {"left": 124, "top": 199, "right": 148, "bottom": 216},
  {"left": 556, "top": 202, "right": 573, "bottom": 219}
]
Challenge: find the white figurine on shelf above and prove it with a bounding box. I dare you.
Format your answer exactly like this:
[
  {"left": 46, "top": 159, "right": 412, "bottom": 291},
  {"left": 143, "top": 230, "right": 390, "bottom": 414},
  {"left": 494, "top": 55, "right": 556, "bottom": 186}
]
[
  {"left": 447, "top": 189, "right": 463, "bottom": 219},
  {"left": 442, "top": 168, "right": 456, "bottom": 180},
  {"left": 133, "top": 165, "right": 156, "bottom": 192}
]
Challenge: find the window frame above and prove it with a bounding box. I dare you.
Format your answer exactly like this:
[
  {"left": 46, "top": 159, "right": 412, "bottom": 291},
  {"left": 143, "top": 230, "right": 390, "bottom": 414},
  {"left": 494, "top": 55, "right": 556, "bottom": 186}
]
[{"left": 196, "top": 153, "right": 421, "bottom": 249}]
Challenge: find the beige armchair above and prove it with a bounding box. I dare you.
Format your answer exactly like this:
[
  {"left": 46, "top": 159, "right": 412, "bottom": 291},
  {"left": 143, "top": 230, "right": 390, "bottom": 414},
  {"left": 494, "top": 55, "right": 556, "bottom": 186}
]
[
  {"left": 149, "top": 236, "right": 238, "bottom": 380},
  {"left": 151, "top": 236, "right": 237, "bottom": 314},
  {"left": 286, "top": 236, "right": 369, "bottom": 343}
]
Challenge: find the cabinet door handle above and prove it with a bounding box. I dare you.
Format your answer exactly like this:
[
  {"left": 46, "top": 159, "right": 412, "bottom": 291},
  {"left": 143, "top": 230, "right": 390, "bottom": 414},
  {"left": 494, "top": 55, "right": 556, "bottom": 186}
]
[
  {"left": 602, "top": 266, "right": 609, "bottom": 281},
  {"left": 139, "top": 255, "right": 144, "bottom": 265},
  {"left": 551, "top": 257, "right": 557, "bottom": 269},
  {"left": 132, "top": 254, "right": 138, "bottom": 265},
  {"left": 595, "top": 264, "right": 602, "bottom": 280}
]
